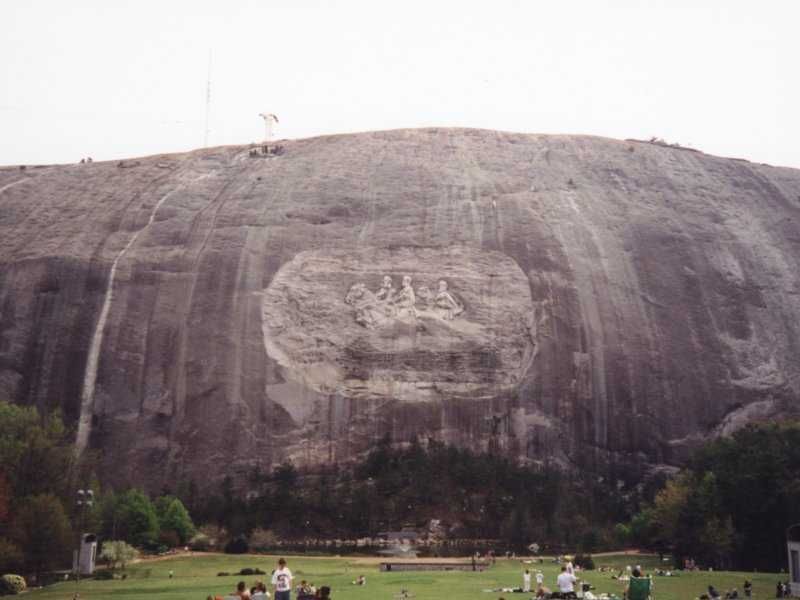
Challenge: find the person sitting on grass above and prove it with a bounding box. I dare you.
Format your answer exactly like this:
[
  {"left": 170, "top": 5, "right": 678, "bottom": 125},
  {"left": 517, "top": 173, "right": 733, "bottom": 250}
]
[
  {"left": 251, "top": 581, "right": 269, "bottom": 598},
  {"left": 624, "top": 567, "right": 652, "bottom": 600},
  {"left": 235, "top": 580, "right": 252, "bottom": 599},
  {"left": 297, "top": 580, "right": 314, "bottom": 600},
  {"left": 251, "top": 581, "right": 265, "bottom": 593},
  {"left": 315, "top": 586, "right": 331, "bottom": 599}
]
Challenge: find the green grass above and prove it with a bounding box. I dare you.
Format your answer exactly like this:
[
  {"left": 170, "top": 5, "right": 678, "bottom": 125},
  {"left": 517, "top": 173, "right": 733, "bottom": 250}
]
[{"left": 24, "top": 553, "right": 787, "bottom": 600}]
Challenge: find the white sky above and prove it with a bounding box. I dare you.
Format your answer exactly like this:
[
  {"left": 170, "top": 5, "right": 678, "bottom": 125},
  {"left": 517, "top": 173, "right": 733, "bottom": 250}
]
[{"left": 2, "top": 0, "right": 798, "bottom": 168}]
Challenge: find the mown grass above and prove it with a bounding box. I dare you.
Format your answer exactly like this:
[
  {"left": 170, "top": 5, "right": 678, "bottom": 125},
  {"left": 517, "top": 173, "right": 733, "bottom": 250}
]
[{"left": 24, "top": 553, "right": 787, "bottom": 600}]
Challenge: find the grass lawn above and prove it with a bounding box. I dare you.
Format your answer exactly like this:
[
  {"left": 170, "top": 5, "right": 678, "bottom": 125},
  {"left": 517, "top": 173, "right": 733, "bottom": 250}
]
[{"left": 24, "top": 552, "right": 787, "bottom": 600}]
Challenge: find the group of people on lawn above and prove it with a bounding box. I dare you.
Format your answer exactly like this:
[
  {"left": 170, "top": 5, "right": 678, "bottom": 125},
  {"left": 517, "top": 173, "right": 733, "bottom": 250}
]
[
  {"left": 206, "top": 558, "right": 331, "bottom": 600},
  {"left": 515, "top": 561, "right": 647, "bottom": 599}
]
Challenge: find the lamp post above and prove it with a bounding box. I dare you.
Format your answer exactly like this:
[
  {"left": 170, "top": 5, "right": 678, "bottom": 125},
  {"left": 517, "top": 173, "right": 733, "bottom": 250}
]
[
  {"left": 74, "top": 489, "right": 94, "bottom": 597},
  {"left": 787, "top": 523, "right": 800, "bottom": 596}
]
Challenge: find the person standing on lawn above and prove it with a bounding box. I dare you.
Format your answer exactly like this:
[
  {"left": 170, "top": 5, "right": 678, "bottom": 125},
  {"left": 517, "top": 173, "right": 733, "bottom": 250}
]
[
  {"left": 272, "top": 557, "right": 293, "bottom": 600},
  {"left": 557, "top": 565, "right": 578, "bottom": 598}
]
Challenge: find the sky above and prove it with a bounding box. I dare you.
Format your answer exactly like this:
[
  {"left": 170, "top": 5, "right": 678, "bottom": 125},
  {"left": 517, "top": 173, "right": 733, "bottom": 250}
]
[{"left": 2, "top": 0, "right": 798, "bottom": 168}]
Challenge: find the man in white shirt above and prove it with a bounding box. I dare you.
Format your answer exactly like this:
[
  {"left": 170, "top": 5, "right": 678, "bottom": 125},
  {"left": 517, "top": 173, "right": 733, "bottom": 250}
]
[
  {"left": 523, "top": 569, "right": 532, "bottom": 592},
  {"left": 271, "top": 557, "right": 293, "bottom": 600},
  {"left": 535, "top": 570, "right": 544, "bottom": 593},
  {"left": 557, "top": 565, "right": 578, "bottom": 597}
]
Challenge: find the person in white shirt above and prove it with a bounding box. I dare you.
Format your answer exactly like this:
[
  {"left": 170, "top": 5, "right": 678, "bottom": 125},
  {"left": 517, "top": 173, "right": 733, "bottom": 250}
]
[
  {"left": 535, "top": 570, "right": 544, "bottom": 592},
  {"left": 271, "top": 558, "right": 293, "bottom": 600},
  {"left": 523, "top": 569, "right": 532, "bottom": 592},
  {"left": 557, "top": 565, "right": 578, "bottom": 597}
]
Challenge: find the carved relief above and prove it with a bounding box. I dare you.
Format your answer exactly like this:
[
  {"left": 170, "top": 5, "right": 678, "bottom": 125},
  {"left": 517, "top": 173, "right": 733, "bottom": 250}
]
[
  {"left": 346, "top": 275, "right": 466, "bottom": 329},
  {"left": 262, "top": 246, "right": 535, "bottom": 403}
]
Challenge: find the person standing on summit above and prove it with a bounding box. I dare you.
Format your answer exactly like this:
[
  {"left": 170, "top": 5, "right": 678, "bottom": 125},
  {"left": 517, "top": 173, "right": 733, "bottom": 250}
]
[{"left": 272, "top": 558, "right": 293, "bottom": 600}]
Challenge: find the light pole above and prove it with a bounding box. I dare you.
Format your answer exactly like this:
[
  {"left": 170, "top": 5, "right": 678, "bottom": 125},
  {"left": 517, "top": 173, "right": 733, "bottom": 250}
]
[{"left": 74, "top": 489, "right": 94, "bottom": 598}]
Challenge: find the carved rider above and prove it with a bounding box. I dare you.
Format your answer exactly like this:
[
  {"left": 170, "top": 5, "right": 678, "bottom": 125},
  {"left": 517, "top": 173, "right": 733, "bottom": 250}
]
[
  {"left": 434, "top": 279, "right": 463, "bottom": 320},
  {"left": 375, "top": 275, "right": 395, "bottom": 303},
  {"left": 393, "top": 275, "right": 417, "bottom": 318},
  {"left": 416, "top": 285, "right": 433, "bottom": 309}
]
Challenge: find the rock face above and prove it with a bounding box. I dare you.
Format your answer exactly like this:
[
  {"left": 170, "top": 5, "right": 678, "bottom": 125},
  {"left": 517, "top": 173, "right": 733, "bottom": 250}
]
[{"left": 1, "top": 129, "right": 799, "bottom": 490}]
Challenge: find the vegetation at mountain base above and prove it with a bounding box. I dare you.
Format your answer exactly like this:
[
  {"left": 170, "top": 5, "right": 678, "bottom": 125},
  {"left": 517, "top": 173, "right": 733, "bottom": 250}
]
[
  {"left": 0, "top": 400, "right": 195, "bottom": 579},
  {"left": 2, "top": 398, "right": 800, "bottom": 581},
  {"left": 630, "top": 422, "right": 800, "bottom": 571}
]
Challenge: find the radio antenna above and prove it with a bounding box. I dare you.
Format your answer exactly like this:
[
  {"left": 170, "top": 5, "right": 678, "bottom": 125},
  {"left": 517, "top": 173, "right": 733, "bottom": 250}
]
[{"left": 204, "top": 50, "right": 212, "bottom": 147}]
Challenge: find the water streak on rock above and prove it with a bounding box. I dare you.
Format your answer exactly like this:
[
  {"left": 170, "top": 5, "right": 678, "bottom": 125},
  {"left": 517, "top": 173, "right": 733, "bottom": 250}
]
[{"left": 75, "top": 189, "right": 176, "bottom": 453}]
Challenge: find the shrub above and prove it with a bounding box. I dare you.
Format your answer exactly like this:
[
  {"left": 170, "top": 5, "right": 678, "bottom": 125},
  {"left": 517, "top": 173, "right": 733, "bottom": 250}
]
[
  {"left": 94, "top": 570, "right": 114, "bottom": 580},
  {"left": 574, "top": 553, "right": 595, "bottom": 570},
  {"left": 0, "top": 574, "right": 26, "bottom": 595},
  {"left": 158, "top": 529, "right": 180, "bottom": 548},
  {"left": 248, "top": 528, "right": 276, "bottom": 551},
  {"left": 99, "top": 540, "right": 139, "bottom": 570},
  {"left": 0, "top": 539, "right": 23, "bottom": 574},
  {"left": 141, "top": 542, "right": 169, "bottom": 555},
  {"left": 224, "top": 536, "right": 248, "bottom": 554},
  {"left": 217, "top": 572, "right": 230, "bottom": 577},
  {"left": 198, "top": 524, "right": 228, "bottom": 549},
  {"left": 188, "top": 533, "right": 211, "bottom": 551}
]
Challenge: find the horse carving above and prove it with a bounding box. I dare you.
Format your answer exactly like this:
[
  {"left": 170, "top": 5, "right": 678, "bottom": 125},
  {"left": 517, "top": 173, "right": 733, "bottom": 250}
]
[{"left": 346, "top": 276, "right": 466, "bottom": 330}]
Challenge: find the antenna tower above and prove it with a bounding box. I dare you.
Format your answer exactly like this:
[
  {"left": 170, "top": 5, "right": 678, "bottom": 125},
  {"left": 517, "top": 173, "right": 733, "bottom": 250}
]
[
  {"left": 204, "top": 51, "right": 212, "bottom": 147},
  {"left": 259, "top": 113, "right": 279, "bottom": 143}
]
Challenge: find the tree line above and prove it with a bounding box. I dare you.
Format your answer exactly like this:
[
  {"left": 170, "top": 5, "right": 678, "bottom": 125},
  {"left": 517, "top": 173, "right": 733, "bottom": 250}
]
[
  {"left": 628, "top": 421, "right": 800, "bottom": 571},
  {"left": 3, "top": 398, "right": 799, "bottom": 575},
  {"left": 187, "top": 435, "right": 653, "bottom": 554}
]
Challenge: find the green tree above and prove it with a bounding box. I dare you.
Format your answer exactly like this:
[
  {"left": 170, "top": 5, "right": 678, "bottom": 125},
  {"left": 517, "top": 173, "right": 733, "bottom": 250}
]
[
  {"left": 155, "top": 496, "right": 196, "bottom": 544},
  {"left": 612, "top": 522, "right": 631, "bottom": 548},
  {"left": 503, "top": 503, "right": 531, "bottom": 552},
  {"left": 0, "top": 401, "right": 74, "bottom": 503},
  {"left": 115, "top": 489, "right": 159, "bottom": 546},
  {"left": 630, "top": 422, "right": 800, "bottom": 570},
  {"left": 98, "top": 489, "right": 121, "bottom": 540},
  {"left": 10, "top": 493, "right": 72, "bottom": 576}
]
